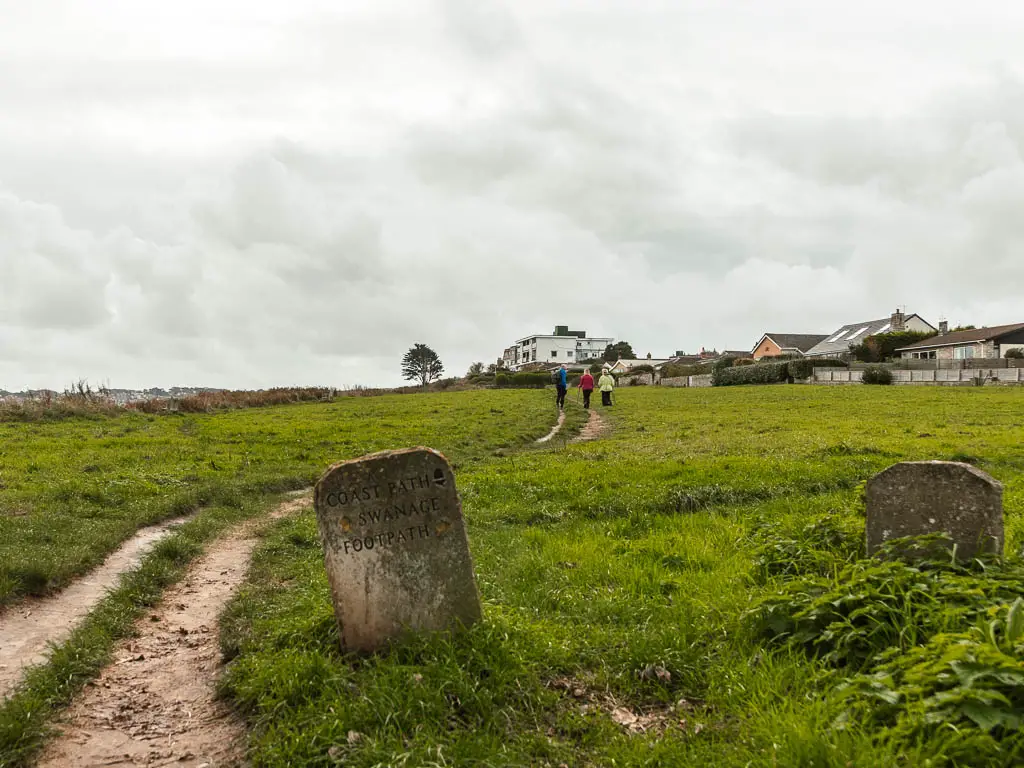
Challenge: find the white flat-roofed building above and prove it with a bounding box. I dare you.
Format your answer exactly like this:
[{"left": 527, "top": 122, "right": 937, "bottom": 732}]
[{"left": 501, "top": 326, "right": 615, "bottom": 371}]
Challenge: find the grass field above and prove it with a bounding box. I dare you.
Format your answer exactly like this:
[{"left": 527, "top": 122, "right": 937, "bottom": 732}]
[
  {"left": 2, "top": 385, "right": 1022, "bottom": 766},
  {"left": 0, "top": 390, "right": 568, "bottom": 607},
  {"left": 217, "top": 386, "right": 1024, "bottom": 767}
]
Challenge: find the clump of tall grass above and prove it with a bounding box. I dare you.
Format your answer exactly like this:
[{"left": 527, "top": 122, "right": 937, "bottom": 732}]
[
  {"left": 0, "top": 380, "right": 484, "bottom": 422},
  {"left": 0, "top": 381, "right": 122, "bottom": 422},
  {"left": 132, "top": 387, "right": 338, "bottom": 413}
]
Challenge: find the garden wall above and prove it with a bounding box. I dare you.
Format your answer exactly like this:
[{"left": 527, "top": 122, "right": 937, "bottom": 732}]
[{"left": 813, "top": 368, "right": 1024, "bottom": 386}]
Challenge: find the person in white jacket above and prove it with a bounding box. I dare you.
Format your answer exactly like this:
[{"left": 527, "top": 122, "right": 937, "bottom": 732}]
[{"left": 598, "top": 369, "right": 615, "bottom": 407}]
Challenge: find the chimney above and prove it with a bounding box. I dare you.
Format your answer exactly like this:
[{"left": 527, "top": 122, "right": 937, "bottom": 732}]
[
  {"left": 939, "top": 320, "right": 948, "bottom": 336},
  {"left": 890, "top": 308, "right": 905, "bottom": 332}
]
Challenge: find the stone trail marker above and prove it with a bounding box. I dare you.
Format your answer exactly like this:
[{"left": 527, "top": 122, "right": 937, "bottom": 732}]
[
  {"left": 315, "top": 447, "right": 482, "bottom": 652},
  {"left": 866, "top": 461, "right": 1003, "bottom": 559}
]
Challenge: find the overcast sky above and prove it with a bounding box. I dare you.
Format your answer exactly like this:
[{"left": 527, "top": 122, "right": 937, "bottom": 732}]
[{"left": 3, "top": 0, "right": 1024, "bottom": 389}]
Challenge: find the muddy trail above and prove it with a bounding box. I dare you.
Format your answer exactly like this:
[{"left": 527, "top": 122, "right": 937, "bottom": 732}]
[
  {"left": 36, "top": 492, "right": 311, "bottom": 768},
  {"left": 0, "top": 516, "right": 194, "bottom": 702},
  {"left": 572, "top": 409, "right": 608, "bottom": 442}
]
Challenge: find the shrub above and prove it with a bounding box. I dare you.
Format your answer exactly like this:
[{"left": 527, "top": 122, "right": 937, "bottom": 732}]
[
  {"left": 494, "top": 372, "right": 549, "bottom": 389},
  {"left": 838, "top": 599, "right": 1024, "bottom": 764},
  {"left": 786, "top": 358, "right": 849, "bottom": 379},
  {"left": 629, "top": 364, "right": 655, "bottom": 374},
  {"left": 1005, "top": 348, "right": 1024, "bottom": 359},
  {"left": 712, "top": 361, "right": 789, "bottom": 387},
  {"left": 733, "top": 358, "right": 756, "bottom": 367},
  {"left": 748, "top": 537, "right": 1022, "bottom": 669},
  {"left": 748, "top": 540, "right": 1024, "bottom": 763},
  {"left": 862, "top": 366, "right": 894, "bottom": 385},
  {"left": 659, "top": 363, "right": 705, "bottom": 378}
]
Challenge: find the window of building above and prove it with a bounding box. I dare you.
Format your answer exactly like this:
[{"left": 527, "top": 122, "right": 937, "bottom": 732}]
[
  {"left": 551, "top": 351, "right": 557, "bottom": 357},
  {"left": 566, "top": 351, "right": 573, "bottom": 357},
  {"left": 953, "top": 346, "right": 975, "bottom": 359}
]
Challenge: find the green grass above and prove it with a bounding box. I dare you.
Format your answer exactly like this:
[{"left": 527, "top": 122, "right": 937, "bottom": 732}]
[
  {"left": 0, "top": 388, "right": 580, "bottom": 767},
  {"left": 0, "top": 389, "right": 563, "bottom": 606},
  {"left": 219, "top": 386, "right": 1024, "bottom": 767}
]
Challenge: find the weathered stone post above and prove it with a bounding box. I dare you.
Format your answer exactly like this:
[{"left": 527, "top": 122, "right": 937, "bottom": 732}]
[
  {"left": 865, "top": 461, "right": 1003, "bottom": 559},
  {"left": 314, "top": 447, "right": 482, "bottom": 652}
]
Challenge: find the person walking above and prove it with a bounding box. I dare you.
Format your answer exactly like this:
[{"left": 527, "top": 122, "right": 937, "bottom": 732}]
[
  {"left": 555, "top": 364, "right": 568, "bottom": 410},
  {"left": 578, "top": 367, "right": 595, "bottom": 409},
  {"left": 599, "top": 368, "right": 615, "bottom": 406}
]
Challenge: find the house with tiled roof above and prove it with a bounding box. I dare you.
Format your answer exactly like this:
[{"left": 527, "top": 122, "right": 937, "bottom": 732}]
[
  {"left": 896, "top": 322, "right": 1024, "bottom": 360},
  {"left": 805, "top": 310, "right": 936, "bottom": 358},
  {"left": 751, "top": 333, "right": 829, "bottom": 360}
]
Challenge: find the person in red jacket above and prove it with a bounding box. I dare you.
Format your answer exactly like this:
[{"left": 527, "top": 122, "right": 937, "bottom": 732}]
[{"left": 578, "top": 368, "right": 595, "bottom": 409}]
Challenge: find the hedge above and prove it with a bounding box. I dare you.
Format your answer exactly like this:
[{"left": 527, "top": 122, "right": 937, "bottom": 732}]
[
  {"left": 713, "top": 360, "right": 789, "bottom": 386},
  {"left": 660, "top": 363, "right": 707, "bottom": 378},
  {"left": 494, "top": 372, "right": 550, "bottom": 388}
]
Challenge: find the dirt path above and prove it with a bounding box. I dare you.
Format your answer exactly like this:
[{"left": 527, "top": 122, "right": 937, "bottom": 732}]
[
  {"left": 35, "top": 492, "right": 311, "bottom": 768},
  {"left": 0, "top": 516, "right": 194, "bottom": 702},
  {"left": 572, "top": 409, "right": 607, "bottom": 442},
  {"left": 535, "top": 410, "right": 566, "bottom": 443}
]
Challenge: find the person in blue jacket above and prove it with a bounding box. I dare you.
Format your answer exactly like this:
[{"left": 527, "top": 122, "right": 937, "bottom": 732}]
[{"left": 555, "top": 364, "right": 568, "bottom": 409}]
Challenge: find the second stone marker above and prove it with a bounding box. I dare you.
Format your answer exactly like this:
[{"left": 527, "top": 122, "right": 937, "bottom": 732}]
[{"left": 314, "top": 447, "right": 482, "bottom": 652}]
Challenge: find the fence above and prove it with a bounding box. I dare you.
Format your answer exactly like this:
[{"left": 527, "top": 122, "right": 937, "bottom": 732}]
[
  {"left": 849, "top": 358, "right": 1024, "bottom": 370},
  {"left": 814, "top": 367, "right": 1024, "bottom": 385}
]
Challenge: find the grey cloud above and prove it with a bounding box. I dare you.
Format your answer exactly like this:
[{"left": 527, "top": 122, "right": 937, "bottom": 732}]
[
  {"left": 440, "top": 0, "right": 524, "bottom": 60},
  {"left": 0, "top": 193, "right": 110, "bottom": 331},
  {"left": 6, "top": 2, "right": 1024, "bottom": 390},
  {"left": 727, "top": 77, "right": 1024, "bottom": 200}
]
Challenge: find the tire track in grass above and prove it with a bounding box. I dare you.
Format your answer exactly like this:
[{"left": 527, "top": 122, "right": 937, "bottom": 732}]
[
  {"left": 0, "top": 516, "right": 194, "bottom": 703},
  {"left": 34, "top": 493, "right": 310, "bottom": 768},
  {"left": 535, "top": 411, "right": 566, "bottom": 443}
]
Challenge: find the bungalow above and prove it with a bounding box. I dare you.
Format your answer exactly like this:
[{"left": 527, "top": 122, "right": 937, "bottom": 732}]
[
  {"left": 751, "top": 333, "right": 829, "bottom": 360},
  {"left": 896, "top": 321, "right": 1024, "bottom": 360},
  {"left": 805, "top": 310, "right": 935, "bottom": 358},
  {"left": 606, "top": 358, "right": 673, "bottom": 374}
]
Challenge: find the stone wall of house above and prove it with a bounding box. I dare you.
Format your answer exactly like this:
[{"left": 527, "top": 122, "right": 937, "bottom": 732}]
[
  {"left": 913, "top": 341, "right": 997, "bottom": 360},
  {"left": 659, "top": 376, "right": 689, "bottom": 387},
  {"left": 689, "top": 374, "right": 713, "bottom": 388},
  {"left": 619, "top": 373, "right": 654, "bottom": 386}
]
